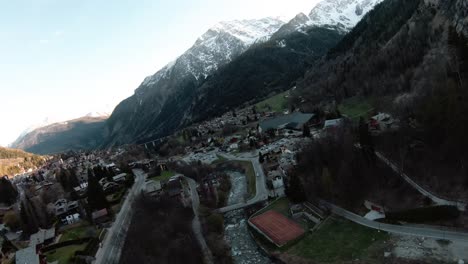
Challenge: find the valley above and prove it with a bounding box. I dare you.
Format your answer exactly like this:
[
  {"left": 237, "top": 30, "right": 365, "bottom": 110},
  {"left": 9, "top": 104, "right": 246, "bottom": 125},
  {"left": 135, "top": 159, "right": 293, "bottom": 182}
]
[{"left": 2, "top": 0, "right": 468, "bottom": 263}]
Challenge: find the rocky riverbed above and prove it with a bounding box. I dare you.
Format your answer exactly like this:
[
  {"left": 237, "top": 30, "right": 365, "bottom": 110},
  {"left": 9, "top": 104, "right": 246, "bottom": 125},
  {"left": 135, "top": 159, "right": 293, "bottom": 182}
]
[{"left": 224, "top": 171, "right": 271, "bottom": 264}]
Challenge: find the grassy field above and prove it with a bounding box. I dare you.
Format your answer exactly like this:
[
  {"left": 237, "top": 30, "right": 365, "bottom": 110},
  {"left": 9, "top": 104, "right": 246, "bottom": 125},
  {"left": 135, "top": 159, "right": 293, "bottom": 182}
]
[
  {"left": 225, "top": 160, "right": 256, "bottom": 199},
  {"left": 239, "top": 160, "right": 256, "bottom": 199},
  {"left": 212, "top": 154, "right": 228, "bottom": 164},
  {"left": 148, "top": 170, "right": 175, "bottom": 182},
  {"left": 255, "top": 91, "right": 290, "bottom": 113},
  {"left": 288, "top": 216, "right": 389, "bottom": 263},
  {"left": 59, "top": 225, "right": 96, "bottom": 242},
  {"left": 253, "top": 197, "right": 290, "bottom": 217},
  {"left": 45, "top": 243, "right": 88, "bottom": 263},
  {"left": 338, "top": 97, "right": 374, "bottom": 120}
]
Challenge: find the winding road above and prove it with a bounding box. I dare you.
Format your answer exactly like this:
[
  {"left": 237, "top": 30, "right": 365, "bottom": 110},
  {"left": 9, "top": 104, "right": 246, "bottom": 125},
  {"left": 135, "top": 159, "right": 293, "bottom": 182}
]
[
  {"left": 94, "top": 169, "right": 146, "bottom": 264},
  {"left": 355, "top": 144, "right": 466, "bottom": 211},
  {"left": 184, "top": 177, "right": 214, "bottom": 264},
  {"left": 375, "top": 150, "right": 467, "bottom": 211},
  {"left": 321, "top": 200, "right": 468, "bottom": 242}
]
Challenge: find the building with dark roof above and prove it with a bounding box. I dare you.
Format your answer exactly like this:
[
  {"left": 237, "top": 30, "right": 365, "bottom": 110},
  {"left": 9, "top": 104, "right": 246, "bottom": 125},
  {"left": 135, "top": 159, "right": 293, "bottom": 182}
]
[{"left": 259, "top": 112, "right": 315, "bottom": 133}]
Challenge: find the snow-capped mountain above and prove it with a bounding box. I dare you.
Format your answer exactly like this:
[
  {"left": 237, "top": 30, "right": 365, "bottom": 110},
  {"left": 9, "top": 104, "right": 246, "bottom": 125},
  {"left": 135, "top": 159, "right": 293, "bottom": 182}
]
[
  {"left": 107, "top": 17, "right": 286, "bottom": 145},
  {"left": 273, "top": 0, "right": 382, "bottom": 38},
  {"left": 9, "top": 117, "right": 57, "bottom": 147},
  {"left": 309, "top": 0, "right": 383, "bottom": 30},
  {"left": 142, "top": 17, "right": 285, "bottom": 86}
]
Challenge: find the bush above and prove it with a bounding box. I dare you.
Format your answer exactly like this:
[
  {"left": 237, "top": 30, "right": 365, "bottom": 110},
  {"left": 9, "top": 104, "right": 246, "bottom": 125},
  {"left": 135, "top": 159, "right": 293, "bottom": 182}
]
[{"left": 206, "top": 213, "right": 224, "bottom": 234}]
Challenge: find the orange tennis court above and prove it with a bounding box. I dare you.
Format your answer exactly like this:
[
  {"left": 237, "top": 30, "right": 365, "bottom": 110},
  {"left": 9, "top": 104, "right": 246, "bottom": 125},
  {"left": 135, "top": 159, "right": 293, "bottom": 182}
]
[{"left": 250, "top": 210, "right": 305, "bottom": 247}]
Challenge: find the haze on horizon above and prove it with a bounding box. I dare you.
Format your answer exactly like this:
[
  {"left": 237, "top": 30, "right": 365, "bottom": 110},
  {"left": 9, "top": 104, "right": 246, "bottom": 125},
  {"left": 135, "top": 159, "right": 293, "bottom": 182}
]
[{"left": 0, "top": 0, "right": 320, "bottom": 147}]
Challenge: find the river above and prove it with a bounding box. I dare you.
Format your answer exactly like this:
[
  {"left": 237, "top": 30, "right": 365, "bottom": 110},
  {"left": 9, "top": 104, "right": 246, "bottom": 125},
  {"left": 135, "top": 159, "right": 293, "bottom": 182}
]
[{"left": 224, "top": 171, "right": 272, "bottom": 264}]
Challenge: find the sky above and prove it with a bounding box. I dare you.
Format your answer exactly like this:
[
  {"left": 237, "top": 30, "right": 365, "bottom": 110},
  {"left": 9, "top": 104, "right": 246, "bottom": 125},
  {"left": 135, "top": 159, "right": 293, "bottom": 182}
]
[{"left": 0, "top": 0, "right": 320, "bottom": 146}]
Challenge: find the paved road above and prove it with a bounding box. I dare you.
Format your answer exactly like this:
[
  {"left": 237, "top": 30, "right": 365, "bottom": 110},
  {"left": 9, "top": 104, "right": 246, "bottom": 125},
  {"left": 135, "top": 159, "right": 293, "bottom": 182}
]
[
  {"left": 184, "top": 177, "right": 214, "bottom": 264},
  {"left": 375, "top": 150, "right": 466, "bottom": 211},
  {"left": 216, "top": 152, "right": 268, "bottom": 213},
  {"left": 94, "top": 169, "right": 146, "bottom": 264},
  {"left": 355, "top": 144, "right": 466, "bottom": 211},
  {"left": 322, "top": 201, "right": 468, "bottom": 242}
]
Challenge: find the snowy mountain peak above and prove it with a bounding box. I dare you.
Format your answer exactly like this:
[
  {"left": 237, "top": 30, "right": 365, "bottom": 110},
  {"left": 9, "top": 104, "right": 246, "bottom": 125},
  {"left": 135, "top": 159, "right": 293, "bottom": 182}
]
[
  {"left": 272, "top": 0, "right": 381, "bottom": 39},
  {"left": 141, "top": 17, "right": 286, "bottom": 87},
  {"left": 309, "top": 0, "right": 383, "bottom": 31},
  {"left": 205, "top": 17, "right": 286, "bottom": 45}
]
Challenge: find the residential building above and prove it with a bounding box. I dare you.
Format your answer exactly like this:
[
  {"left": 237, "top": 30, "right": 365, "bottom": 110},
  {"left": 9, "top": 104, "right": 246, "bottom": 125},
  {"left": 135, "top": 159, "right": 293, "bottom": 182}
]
[{"left": 144, "top": 180, "right": 162, "bottom": 197}]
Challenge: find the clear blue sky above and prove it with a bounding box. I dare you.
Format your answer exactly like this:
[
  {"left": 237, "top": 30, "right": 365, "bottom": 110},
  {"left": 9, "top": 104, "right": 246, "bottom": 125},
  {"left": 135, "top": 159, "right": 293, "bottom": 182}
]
[{"left": 0, "top": 0, "right": 319, "bottom": 146}]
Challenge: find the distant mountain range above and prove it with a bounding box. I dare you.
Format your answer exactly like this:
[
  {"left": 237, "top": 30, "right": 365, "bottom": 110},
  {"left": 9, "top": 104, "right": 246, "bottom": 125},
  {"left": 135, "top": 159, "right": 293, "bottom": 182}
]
[
  {"left": 10, "top": 114, "right": 108, "bottom": 154},
  {"left": 12, "top": 0, "right": 384, "bottom": 154}
]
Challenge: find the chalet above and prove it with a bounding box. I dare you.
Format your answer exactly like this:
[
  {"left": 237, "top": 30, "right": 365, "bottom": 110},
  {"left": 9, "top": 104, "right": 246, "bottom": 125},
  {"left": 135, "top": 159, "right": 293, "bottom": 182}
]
[
  {"left": 102, "top": 182, "right": 121, "bottom": 193},
  {"left": 144, "top": 180, "right": 162, "bottom": 197},
  {"left": 167, "top": 177, "right": 182, "bottom": 197},
  {"left": 323, "top": 118, "right": 344, "bottom": 137},
  {"left": 369, "top": 112, "right": 399, "bottom": 133},
  {"left": 112, "top": 173, "right": 127, "bottom": 183},
  {"left": 53, "top": 199, "right": 79, "bottom": 217},
  {"left": 267, "top": 170, "right": 285, "bottom": 198}
]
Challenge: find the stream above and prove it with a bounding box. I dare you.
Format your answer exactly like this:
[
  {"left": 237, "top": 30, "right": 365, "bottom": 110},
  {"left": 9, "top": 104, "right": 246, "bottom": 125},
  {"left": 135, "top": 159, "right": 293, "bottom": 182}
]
[{"left": 224, "top": 171, "right": 272, "bottom": 264}]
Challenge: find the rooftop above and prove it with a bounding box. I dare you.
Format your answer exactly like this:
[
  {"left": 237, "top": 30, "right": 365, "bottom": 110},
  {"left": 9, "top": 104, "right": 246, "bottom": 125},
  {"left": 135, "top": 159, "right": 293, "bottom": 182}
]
[{"left": 260, "top": 112, "right": 315, "bottom": 132}]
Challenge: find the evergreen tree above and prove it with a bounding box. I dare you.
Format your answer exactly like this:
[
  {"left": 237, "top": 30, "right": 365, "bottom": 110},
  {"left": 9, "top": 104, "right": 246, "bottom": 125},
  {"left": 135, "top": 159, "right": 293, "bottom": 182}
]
[
  {"left": 285, "top": 174, "right": 307, "bottom": 203},
  {"left": 19, "top": 199, "right": 39, "bottom": 235},
  {"left": 258, "top": 152, "right": 264, "bottom": 163},
  {"left": 302, "top": 124, "right": 311, "bottom": 137},
  {"left": 86, "top": 171, "right": 109, "bottom": 212},
  {"left": 0, "top": 177, "right": 18, "bottom": 205}
]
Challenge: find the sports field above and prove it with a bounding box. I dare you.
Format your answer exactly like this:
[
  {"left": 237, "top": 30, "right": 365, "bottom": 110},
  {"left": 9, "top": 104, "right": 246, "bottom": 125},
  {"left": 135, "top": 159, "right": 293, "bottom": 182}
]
[{"left": 250, "top": 210, "right": 304, "bottom": 247}]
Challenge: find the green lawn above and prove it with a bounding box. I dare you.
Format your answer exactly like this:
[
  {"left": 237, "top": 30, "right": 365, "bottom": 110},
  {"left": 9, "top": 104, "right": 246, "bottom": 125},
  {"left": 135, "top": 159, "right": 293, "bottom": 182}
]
[
  {"left": 255, "top": 91, "right": 290, "bottom": 113},
  {"left": 224, "top": 160, "right": 256, "bottom": 199},
  {"left": 212, "top": 154, "right": 228, "bottom": 164},
  {"left": 59, "top": 225, "right": 96, "bottom": 242},
  {"left": 253, "top": 197, "right": 290, "bottom": 217},
  {"left": 45, "top": 243, "right": 88, "bottom": 263},
  {"left": 148, "top": 170, "right": 175, "bottom": 182},
  {"left": 338, "top": 97, "right": 374, "bottom": 120},
  {"left": 288, "top": 217, "right": 389, "bottom": 263}
]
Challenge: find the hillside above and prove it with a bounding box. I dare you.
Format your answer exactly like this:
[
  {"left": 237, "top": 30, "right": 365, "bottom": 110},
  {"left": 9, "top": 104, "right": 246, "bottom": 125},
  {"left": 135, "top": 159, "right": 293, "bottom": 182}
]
[
  {"left": 103, "top": 0, "right": 382, "bottom": 146},
  {"left": 104, "top": 17, "right": 286, "bottom": 146},
  {"left": 0, "top": 147, "right": 45, "bottom": 177},
  {"left": 11, "top": 116, "right": 108, "bottom": 154},
  {"left": 185, "top": 26, "right": 343, "bottom": 125},
  {"left": 296, "top": 0, "right": 468, "bottom": 198}
]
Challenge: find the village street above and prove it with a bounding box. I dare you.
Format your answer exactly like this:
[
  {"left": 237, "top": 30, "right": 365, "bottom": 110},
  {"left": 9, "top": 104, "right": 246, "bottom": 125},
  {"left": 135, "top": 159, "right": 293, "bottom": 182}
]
[{"left": 94, "top": 169, "right": 146, "bottom": 264}]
